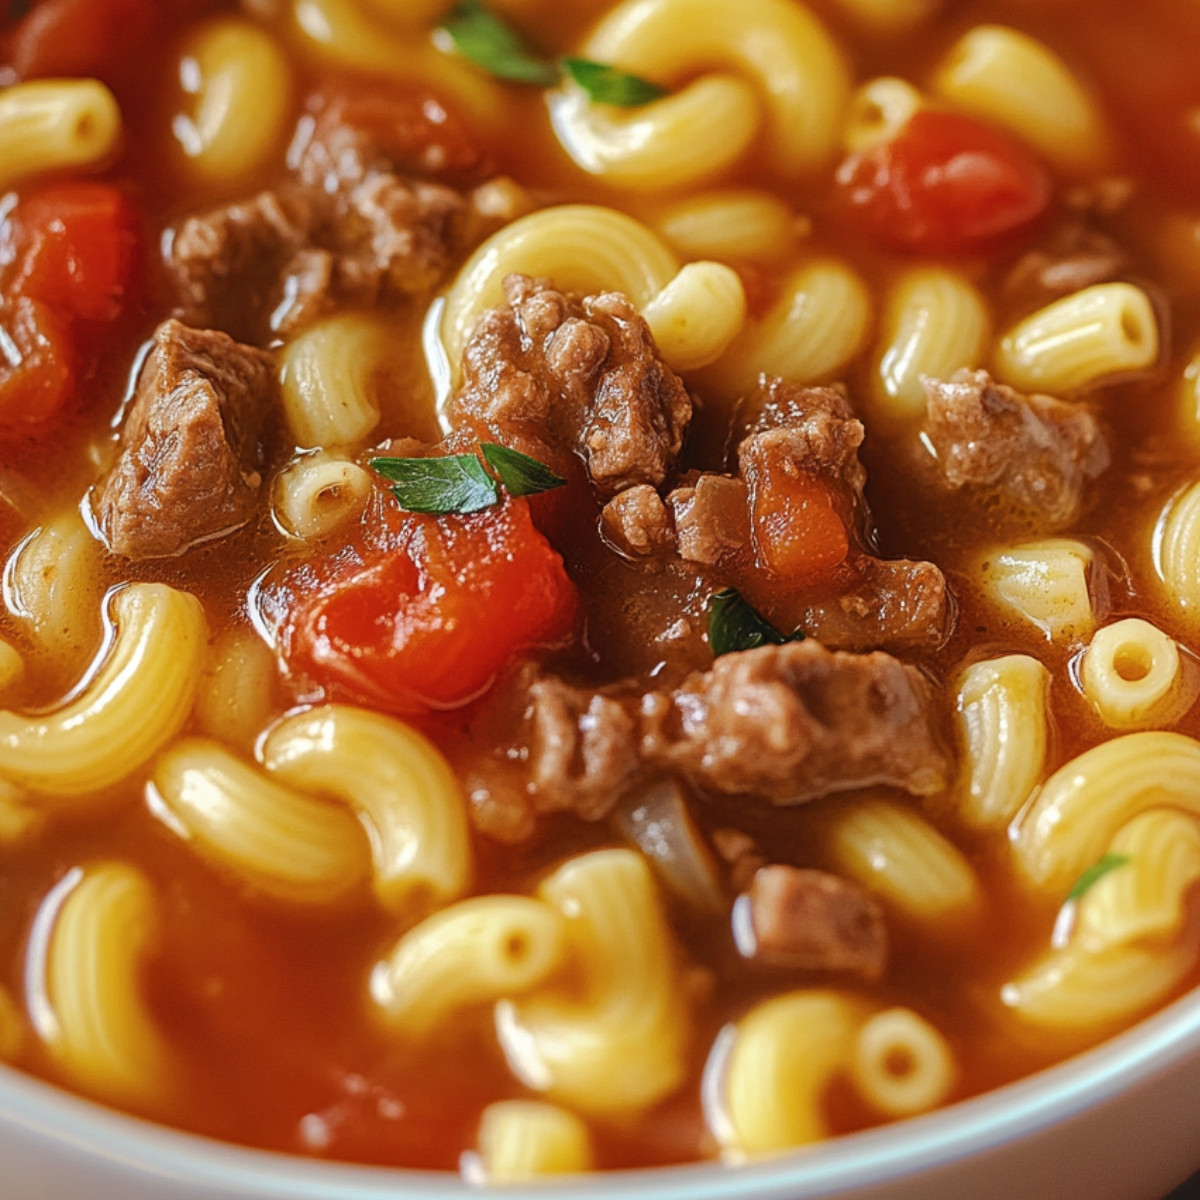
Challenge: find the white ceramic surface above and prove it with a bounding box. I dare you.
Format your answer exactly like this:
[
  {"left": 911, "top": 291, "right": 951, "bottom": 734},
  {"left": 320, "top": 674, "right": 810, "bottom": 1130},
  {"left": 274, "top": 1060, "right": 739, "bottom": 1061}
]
[{"left": 2, "top": 982, "right": 1199, "bottom": 1200}]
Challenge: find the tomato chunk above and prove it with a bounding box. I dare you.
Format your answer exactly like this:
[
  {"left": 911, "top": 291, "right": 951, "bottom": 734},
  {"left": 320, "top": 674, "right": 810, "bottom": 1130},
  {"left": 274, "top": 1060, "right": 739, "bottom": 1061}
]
[
  {"left": 835, "top": 109, "right": 1054, "bottom": 255},
  {"left": 280, "top": 497, "right": 578, "bottom": 716},
  {"left": 750, "top": 463, "right": 849, "bottom": 586},
  {"left": 9, "top": 182, "right": 140, "bottom": 323},
  {"left": 0, "top": 295, "right": 75, "bottom": 426}
]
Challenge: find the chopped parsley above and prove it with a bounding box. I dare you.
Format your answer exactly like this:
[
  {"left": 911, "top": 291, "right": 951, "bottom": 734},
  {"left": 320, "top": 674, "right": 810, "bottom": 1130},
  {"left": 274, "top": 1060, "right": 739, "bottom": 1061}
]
[
  {"left": 370, "top": 442, "right": 565, "bottom": 515},
  {"left": 438, "top": 2, "right": 667, "bottom": 106},
  {"left": 707, "top": 588, "right": 806, "bottom": 658},
  {"left": 1066, "top": 852, "right": 1132, "bottom": 902}
]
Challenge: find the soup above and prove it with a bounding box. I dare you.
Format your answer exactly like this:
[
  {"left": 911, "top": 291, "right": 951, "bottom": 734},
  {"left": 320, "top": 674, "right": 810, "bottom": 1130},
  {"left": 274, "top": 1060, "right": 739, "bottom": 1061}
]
[{"left": 1, "top": 0, "right": 1200, "bottom": 1181}]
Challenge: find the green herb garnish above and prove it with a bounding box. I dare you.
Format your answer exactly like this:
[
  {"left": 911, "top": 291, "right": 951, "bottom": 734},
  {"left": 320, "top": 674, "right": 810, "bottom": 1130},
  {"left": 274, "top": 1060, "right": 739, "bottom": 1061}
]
[
  {"left": 1066, "top": 852, "right": 1132, "bottom": 902},
  {"left": 437, "top": 3, "right": 668, "bottom": 106},
  {"left": 480, "top": 441, "right": 567, "bottom": 497},
  {"left": 561, "top": 57, "right": 668, "bottom": 107},
  {"left": 370, "top": 443, "right": 565, "bottom": 515},
  {"left": 707, "top": 588, "right": 806, "bottom": 658},
  {"left": 438, "top": 0, "right": 559, "bottom": 86}
]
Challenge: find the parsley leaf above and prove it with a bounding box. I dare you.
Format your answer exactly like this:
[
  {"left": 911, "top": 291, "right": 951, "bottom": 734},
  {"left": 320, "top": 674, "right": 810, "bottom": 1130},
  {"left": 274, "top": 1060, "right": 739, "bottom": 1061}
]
[
  {"left": 561, "top": 57, "right": 668, "bottom": 107},
  {"left": 1066, "top": 852, "right": 1132, "bottom": 902},
  {"left": 480, "top": 442, "right": 566, "bottom": 497},
  {"left": 370, "top": 452, "right": 498, "bottom": 514},
  {"left": 438, "top": 0, "right": 559, "bottom": 86},
  {"left": 370, "top": 443, "right": 565, "bottom": 515},
  {"left": 707, "top": 589, "right": 806, "bottom": 658}
]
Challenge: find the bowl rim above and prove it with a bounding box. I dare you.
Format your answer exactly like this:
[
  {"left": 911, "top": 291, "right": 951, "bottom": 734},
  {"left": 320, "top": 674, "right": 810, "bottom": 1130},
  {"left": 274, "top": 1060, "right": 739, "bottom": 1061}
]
[{"left": 2, "top": 983, "right": 1200, "bottom": 1199}]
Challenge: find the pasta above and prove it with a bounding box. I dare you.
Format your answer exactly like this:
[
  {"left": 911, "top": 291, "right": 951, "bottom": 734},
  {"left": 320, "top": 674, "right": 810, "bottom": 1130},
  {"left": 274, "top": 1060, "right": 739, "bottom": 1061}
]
[
  {"left": 973, "top": 538, "right": 1098, "bottom": 642},
  {"left": 171, "top": 17, "right": 294, "bottom": 184},
  {"left": 278, "top": 314, "right": 391, "bottom": 449},
  {"left": 650, "top": 189, "right": 802, "bottom": 262},
  {"left": 261, "top": 704, "right": 473, "bottom": 914},
  {"left": 438, "top": 205, "right": 744, "bottom": 385},
  {"left": 0, "top": 79, "right": 121, "bottom": 191},
  {"left": 495, "top": 848, "right": 690, "bottom": 1116},
  {"left": 0, "top": 584, "right": 206, "bottom": 800},
  {"left": 841, "top": 76, "right": 923, "bottom": 153},
  {"left": 471, "top": 1100, "right": 594, "bottom": 1182},
  {"left": 850, "top": 1006, "right": 957, "bottom": 1118},
  {"left": 702, "top": 257, "right": 873, "bottom": 397},
  {"left": 824, "top": 796, "right": 984, "bottom": 933},
  {"left": 1155, "top": 479, "right": 1200, "bottom": 629},
  {"left": 25, "top": 863, "right": 170, "bottom": 1107},
  {"left": 1011, "top": 730, "right": 1200, "bottom": 892},
  {"left": 272, "top": 451, "right": 374, "bottom": 541},
  {"left": 549, "top": 0, "right": 851, "bottom": 188},
  {"left": 370, "top": 894, "right": 567, "bottom": 1036},
  {"left": 932, "top": 25, "right": 1112, "bottom": 175},
  {"left": 149, "top": 737, "right": 371, "bottom": 905},
  {"left": 711, "top": 989, "right": 868, "bottom": 1156},
  {"left": 953, "top": 654, "right": 1050, "bottom": 832},
  {"left": 871, "top": 265, "right": 991, "bottom": 423},
  {"left": 1080, "top": 618, "right": 1196, "bottom": 729},
  {"left": 993, "top": 282, "right": 1160, "bottom": 395}
]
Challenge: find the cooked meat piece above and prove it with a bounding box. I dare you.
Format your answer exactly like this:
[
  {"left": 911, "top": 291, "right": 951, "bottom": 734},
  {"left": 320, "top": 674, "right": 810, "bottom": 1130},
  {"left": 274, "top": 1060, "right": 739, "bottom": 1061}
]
[
  {"left": 271, "top": 247, "right": 337, "bottom": 337},
  {"left": 641, "top": 640, "right": 949, "bottom": 803},
  {"left": 1004, "top": 225, "right": 1128, "bottom": 306},
  {"left": 527, "top": 675, "right": 642, "bottom": 820},
  {"left": 738, "top": 864, "right": 888, "bottom": 981},
  {"left": 330, "top": 173, "right": 466, "bottom": 302},
  {"left": 802, "top": 557, "right": 950, "bottom": 651},
  {"left": 164, "top": 190, "right": 308, "bottom": 336},
  {"left": 668, "top": 475, "right": 748, "bottom": 566},
  {"left": 451, "top": 275, "right": 692, "bottom": 495},
  {"left": 922, "top": 368, "right": 1110, "bottom": 526},
  {"left": 291, "top": 86, "right": 487, "bottom": 194},
  {"left": 739, "top": 378, "right": 867, "bottom": 497},
  {"left": 601, "top": 485, "right": 674, "bottom": 557},
  {"left": 94, "top": 320, "right": 274, "bottom": 559}
]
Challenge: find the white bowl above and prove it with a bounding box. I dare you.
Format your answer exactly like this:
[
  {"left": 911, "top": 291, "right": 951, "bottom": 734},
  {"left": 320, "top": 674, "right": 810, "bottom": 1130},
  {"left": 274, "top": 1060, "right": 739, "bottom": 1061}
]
[{"left": 2, "top": 983, "right": 1199, "bottom": 1200}]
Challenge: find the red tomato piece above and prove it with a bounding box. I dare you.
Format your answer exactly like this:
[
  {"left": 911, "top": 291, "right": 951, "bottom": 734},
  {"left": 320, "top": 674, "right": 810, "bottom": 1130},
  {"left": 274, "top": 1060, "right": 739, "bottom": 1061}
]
[
  {"left": 750, "top": 463, "right": 849, "bottom": 586},
  {"left": 281, "top": 498, "right": 578, "bottom": 716},
  {"left": 2, "top": 0, "right": 160, "bottom": 84},
  {"left": 835, "top": 109, "right": 1054, "bottom": 255},
  {"left": 0, "top": 295, "right": 75, "bottom": 427},
  {"left": 9, "top": 182, "right": 140, "bottom": 323}
]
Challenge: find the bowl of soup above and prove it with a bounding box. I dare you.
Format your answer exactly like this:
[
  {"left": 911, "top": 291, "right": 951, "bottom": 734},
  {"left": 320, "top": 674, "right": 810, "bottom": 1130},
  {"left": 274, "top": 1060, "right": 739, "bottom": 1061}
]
[{"left": 1, "top": 0, "right": 1200, "bottom": 1196}]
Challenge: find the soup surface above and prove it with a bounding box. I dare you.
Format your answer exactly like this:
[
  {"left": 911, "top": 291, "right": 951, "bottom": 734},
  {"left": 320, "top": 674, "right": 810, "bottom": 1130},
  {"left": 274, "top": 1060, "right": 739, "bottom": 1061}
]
[{"left": 2, "top": 0, "right": 1200, "bottom": 1179}]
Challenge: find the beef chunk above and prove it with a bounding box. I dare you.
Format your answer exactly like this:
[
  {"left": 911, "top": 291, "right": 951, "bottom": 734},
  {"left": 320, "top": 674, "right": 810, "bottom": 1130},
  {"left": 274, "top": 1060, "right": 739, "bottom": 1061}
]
[
  {"left": 738, "top": 864, "right": 887, "bottom": 981},
  {"left": 641, "top": 641, "right": 949, "bottom": 803},
  {"left": 526, "top": 675, "right": 641, "bottom": 820},
  {"left": 164, "top": 190, "right": 308, "bottom": 336},
  {"left": 668, "top": 475, "right": 748, "bottom": 566},
  {"left": 451, "top": 275, "right": 692, "bottom": 495},
  {"left": 802, "top": 557, "right": 950, "bottom": 651},
  {"left": 1004, "top": 224, "right": 1129, "bottom": 307},
  {"left": 94, "top": 320, "right": 274, "bottom": 559},
  {"left": 739, "top": 379, "right": 867, "bottom": 498},
  {"left": 601, "top": 485, "right": 674, "bottom": 557},
  {"left": 922, "top": 368, "right": 1110, "bottom": 526}
]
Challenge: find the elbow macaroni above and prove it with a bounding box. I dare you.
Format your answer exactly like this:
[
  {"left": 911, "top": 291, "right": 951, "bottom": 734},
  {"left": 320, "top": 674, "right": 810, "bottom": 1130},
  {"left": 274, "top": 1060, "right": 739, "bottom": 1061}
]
[
  {"left": 261, "top": 704, "right": 473, "bottom": 914},
  {"left": 495, "top": 848, "right": 690, "bottom": 1116},
  {"left": 370, "top": 895, "right": 567, "bottom": 1037},
  {"left": 953, "top": 654, "right": 1050, "bottom": 832},
  {"left": 472, "top": 1100, "right": 594, "bottom": 1182},
  {"left": 0, "top": 79, "right": 122, "bottom": 191},
  {"left": 550, "top": 0, "right": 850, "bottom": 188},
  {"left": 1080, "top": 618, "right": 1196, "bottom": 729},
  {"left": 0, "top": 584, "right": 207, "bottom": 800}
]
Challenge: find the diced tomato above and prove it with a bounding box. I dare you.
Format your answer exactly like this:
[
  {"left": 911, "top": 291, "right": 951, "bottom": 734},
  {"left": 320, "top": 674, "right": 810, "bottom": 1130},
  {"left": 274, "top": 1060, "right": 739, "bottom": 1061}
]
[
  {"left": 1, "top": 0, "right": 161, "bottom": 85},
  {"left": 835, "top": 109, "right": 1054, "bottom": 255},
  {"left": 280, "top": 497, "right": 578, "bottom": 716},
  {"left": 9, "top": 182, "right": 140, "bottom": 323},
  {"left": 0, "top": 295, "right": 75, "bottom": 426},
  {"left": 749, "top": 463, "right": 849, "bottom": 586}
]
